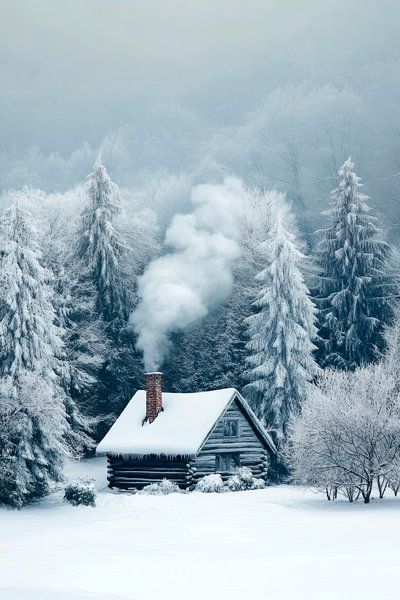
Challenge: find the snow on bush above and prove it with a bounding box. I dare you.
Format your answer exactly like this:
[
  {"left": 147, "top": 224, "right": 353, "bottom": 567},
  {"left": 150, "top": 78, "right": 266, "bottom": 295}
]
[
  {"left": 227, "top": 467, "right": 266, "bottom": 491},
  {"left": 196, "top": 470, "right": 266, "bottom": 493},
  {"left": 287, "top": 365, "right": 400, "bottom": 503},
  {"left": 235, "top": 467, "right": 254, "bottom": 490},
  {"left": 226, "top": 474, "right": 242, "bottom": 491},
  {"left": 63, "top": 479, "right": 96, "bottom": 507},
  {"left": 141, "top": 479, "right": 181, "bottom": 495},
  {"left": 195, "top": 474, "right": 224, "bottom": 493},
  {"left": 252, "top": 478, "right": 266, "bottom": 490}
]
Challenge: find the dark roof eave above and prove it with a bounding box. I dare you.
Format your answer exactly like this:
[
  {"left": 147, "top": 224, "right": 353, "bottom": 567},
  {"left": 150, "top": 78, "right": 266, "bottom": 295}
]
[
  {"left": 234, "top": 392, "right": 277, "bottom": 454},
  {"left": 105, "top": 451, "right": 196, "bottom": 460}
]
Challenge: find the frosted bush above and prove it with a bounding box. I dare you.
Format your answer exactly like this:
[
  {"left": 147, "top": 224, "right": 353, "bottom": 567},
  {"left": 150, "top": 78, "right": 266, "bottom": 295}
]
[
  {"left": 252, "top": 478, "right": 266, "bottom": 490},
  {"left": 63, "top": 479, "right": 96, "bottom": 507},
  {"left": 141, "top": 479, "right": 181, "bottom": 495},
  {"left": 195, "top": 474, "right": 224, "bottom": 493},
  {"left": 227, "top": 467, "right": 266, "bottom": 491},
  {"left": 226, "top": 474, "right": 242, "bottom": 491},
  {"left": 235, "top": 467, "right": 254, "bottom": 489}
]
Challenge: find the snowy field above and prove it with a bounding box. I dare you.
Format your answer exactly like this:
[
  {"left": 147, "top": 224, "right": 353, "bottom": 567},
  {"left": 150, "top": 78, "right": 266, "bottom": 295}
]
[{"left": 0, "top": 458, "right": 399, "bottom": 600}]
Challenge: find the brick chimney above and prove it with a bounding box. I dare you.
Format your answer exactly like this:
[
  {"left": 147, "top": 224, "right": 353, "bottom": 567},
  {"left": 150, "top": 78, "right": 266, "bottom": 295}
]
[{"left": 145, "top": 372, "right": 163, "bottom": 423}]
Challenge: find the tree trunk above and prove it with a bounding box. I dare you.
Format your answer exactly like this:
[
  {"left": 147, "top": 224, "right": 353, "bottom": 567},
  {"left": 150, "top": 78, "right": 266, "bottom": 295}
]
[
  {"left": 326, "top": 486, "right": 337, "bottom": 501},
  {"left": 362, "top": 480, "right": 373, "bottom": 504},
  {"left": 377, "top": 475, "right": 387, "bottom": 499}
]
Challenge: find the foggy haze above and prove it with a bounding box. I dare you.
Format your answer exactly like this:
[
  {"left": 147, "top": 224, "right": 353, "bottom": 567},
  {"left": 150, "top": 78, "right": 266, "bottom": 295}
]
[
  {"left": 2, "top": 0, "right": 400, "bottom": 150},
  {"left": 2, "top": 0, "right": 400, "bottom": 239}
]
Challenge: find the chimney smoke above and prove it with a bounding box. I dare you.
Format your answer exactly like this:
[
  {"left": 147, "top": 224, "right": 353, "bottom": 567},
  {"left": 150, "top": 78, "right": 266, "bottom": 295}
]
[
  {"left": 145, "top": 372, "right": 163, "bottom": 423},
  {"left": 131, "top": 177, "right": 244, "bottom": 371}
]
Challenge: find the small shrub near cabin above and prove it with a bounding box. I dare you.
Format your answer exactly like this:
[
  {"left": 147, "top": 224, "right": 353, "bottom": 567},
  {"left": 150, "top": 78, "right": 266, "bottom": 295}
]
[
  {"left": 227, "top": 467, "right": 266, "bottom": 492},
  {"left": 141, "top": 479, "right": 182, "bottom": 495},
  {"left": 64, "top": 479, "right": 97, "bottom": 507},
  {"left": 195, "top": 474, "right": 224, "bottom": 493},
  {"left": 252, "top": 478, "right": 266, "bottom": 490}
]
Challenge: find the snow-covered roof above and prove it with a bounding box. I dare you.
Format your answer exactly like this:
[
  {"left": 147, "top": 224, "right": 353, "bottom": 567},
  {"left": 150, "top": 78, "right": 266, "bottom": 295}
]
[{"left": 97, "top": 388, "right": 275, "bottom": 457}]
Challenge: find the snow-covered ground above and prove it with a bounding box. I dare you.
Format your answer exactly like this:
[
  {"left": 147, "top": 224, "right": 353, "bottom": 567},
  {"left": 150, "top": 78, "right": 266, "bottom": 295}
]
[{"left": 0, "top": 458, "right": 399, "bottom": 600}]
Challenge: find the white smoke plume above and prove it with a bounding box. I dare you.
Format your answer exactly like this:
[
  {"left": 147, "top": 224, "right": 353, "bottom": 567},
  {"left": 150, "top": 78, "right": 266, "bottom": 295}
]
[{"left": 131, "top": 177, "right": 247, "bottom": 371}]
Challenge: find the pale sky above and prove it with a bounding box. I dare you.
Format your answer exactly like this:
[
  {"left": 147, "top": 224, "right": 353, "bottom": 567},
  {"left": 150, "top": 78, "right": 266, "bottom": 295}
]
[{"left": 1, "top": 0, "right": 400, "bottom": 151}]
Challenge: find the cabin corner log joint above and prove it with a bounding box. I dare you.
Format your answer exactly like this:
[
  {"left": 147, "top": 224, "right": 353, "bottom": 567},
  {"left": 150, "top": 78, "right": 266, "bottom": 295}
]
[{"left": 97, "top": 373, "right": 276, "bottom": 490}]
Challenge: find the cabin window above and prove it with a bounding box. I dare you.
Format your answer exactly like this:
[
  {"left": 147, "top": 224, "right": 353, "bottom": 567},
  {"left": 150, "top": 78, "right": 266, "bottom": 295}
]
[
  {"left": 216, "top": 453, "right": 240, "bottom": 473},
  {"left": 223, "top": 419, "right": 239, "bottom": 437}
]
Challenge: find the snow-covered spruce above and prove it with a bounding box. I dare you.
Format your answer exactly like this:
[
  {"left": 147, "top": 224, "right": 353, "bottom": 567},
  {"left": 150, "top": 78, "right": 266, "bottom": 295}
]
[
  {"left": 315, "top": 157, "right": 395, "bottom": 370},
  {"left": 244, "top": 191, "right": 320, "bottom": 449},
  {"left": 64, "top": 158, "right": 145, "bottom": 432},
  {"left": 141, "top": 479, "right": 182, "bottom": 496},
  {"left": 77, "top": 156, "right": 126, "bottom": 321},
  {"left": 0, "top": 204, "right": 89, "bottom": 507},
  {"left": 63, "top": 478, "right": 97, "bottom": 507}
]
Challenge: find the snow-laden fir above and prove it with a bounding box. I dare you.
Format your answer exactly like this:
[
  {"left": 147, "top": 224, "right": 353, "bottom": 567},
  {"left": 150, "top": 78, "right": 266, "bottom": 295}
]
[
  {"left": 316, "top": 157, "right": 395, "bottom": 369},
  {"left": 64, "top": 159, "right": 145, "bottom": 436},
  {"left": 77, "top": 157, "right": 126, "bottom": 322},
  {"left": 244, "top": 191, "right": 320, "bottom": 449},
  {"left": 0, "top": 205, "right": 89, "bottom": 507}
]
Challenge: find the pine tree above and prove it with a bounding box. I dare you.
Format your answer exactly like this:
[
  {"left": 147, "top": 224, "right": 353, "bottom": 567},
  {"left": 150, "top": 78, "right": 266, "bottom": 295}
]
[
  {"left": 40, "top": 201, "right": 99, "bottom": 445},
  {"left": 77, "top": 156, "right": 126, "bottom": 321},
  {"left": 244, "top": 191, "right": 319, "bottom": 448},
  {"left": 61, "top": 268, "right": 109, "bottom": 427},
  {"left": 316, "top": 157, "right": 395, "bottom": 370},
  {"left": 66, "top": 158, "right": 142, "bottom": 435},
  {"left": 0, "top": 204, "right": 87, "bottom": 507}
]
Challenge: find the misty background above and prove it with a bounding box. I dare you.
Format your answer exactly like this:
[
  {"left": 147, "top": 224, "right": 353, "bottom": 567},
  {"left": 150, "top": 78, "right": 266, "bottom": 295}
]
[{"left": 1, "top": 0, "right": 400, "bottom": 237}]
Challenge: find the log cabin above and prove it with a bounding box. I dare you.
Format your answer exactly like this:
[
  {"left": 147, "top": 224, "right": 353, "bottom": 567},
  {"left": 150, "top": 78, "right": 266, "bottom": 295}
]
[{"left": 97, "top": 372, "right": 276, "bottom": 490}]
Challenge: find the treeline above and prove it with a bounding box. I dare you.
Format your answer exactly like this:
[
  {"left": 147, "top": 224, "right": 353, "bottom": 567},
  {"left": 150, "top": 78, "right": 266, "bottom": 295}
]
[
  {"left": 0, "top": 159, "right": 156, "bottom": 506},
  {"left": 0, "top": 156, "right": 398, "bottom": 506}
]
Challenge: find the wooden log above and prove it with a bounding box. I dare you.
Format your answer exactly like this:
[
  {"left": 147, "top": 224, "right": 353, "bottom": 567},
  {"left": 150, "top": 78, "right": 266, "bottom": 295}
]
[
  {"left": 112, "top": 483, "right": 190, "bottom": 491},
  {"left": 205, "top": 433, "right": 263, "bottom": 440},
  {"left": 110, "top": 471, "right": 189, "bottom": 479},
  {"left": 199, "top": 444, "right": 266, "bottom": 451},
  {"left": 108, "top": 466, "right": 188, "bottom": 474},
  {"left": 108, "top": 466, "right": 189, "bottom": 474},
  {"left": 108, "top": 473, "right": 189, "bottom": 480},
  {"left": 109, "top": 477, "right": 187, "bottom": 485},
  {"left": 191, "top": 468, "right": 264, "bottom": 479},
  {"left": 202, "top": 443, "right": 265, "bottom": 449},
  {"left": 108, "top": 460, "right": 188, "bottom": 469},
  {"left": 109, "top": 478, "right": 188, "bottom": 484}
]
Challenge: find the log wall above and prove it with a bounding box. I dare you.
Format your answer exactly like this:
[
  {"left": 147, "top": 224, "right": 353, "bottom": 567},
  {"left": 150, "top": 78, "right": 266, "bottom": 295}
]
[
  {"left": 107, "top": 455, "right": 191, "bottom": 490},
  {"left": 190, "top": 399, "right": 270, "bottom": 487}
]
